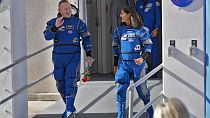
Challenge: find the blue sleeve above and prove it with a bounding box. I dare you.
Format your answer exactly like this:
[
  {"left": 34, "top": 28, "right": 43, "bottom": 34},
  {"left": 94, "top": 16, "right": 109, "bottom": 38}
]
[
  {"left": 43, "top": 18, "right": 56, "bottom": 40},
  {"left": 138, "top": 27, "right": 153, "bottom": 53},
  {"left": 154, "top": 0, "right": 161, "bottom": 29},
  {"left": 112, "top": 28, "right": 121, "bottom": 57},
  {"left": 78, "top": 19, "right": 93, "bottom": 52}
]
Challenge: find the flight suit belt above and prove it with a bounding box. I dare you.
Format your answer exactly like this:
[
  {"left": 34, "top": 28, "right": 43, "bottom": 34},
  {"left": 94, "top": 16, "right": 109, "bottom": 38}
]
[
  {"left": 120, "top": 51, "right": 141, "bottom": 54},
  {"left": 120, "top": 59, "right": 134, "bottom": 61},
  {"left": 119, "top": 58, "right": 138, "bottom": 61},
  {"left": 52, "top": 51, "right": 81, "bottom": 54},
  {"left": 54, "top": 44, "right": 80, "bottom": 48}
]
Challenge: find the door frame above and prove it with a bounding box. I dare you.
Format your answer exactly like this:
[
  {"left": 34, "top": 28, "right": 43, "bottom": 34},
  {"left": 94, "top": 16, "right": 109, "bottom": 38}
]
[
  {"left": 87, "top": 0, "right": 113, "bottom": 74},
  {"left": 205, "top": 0, "right": 210, "bottom": 117}
]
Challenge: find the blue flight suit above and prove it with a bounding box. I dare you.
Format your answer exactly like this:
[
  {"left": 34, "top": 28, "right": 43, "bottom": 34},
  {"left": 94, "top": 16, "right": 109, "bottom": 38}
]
[
  {"left": 135, "top": 0, "right": 161, "bottom": 69},
  {"left": 44, "top": 16, "right": 92, "bottom": 117},
  {"left": 112, "top": 26, "right": 153, "bottom": 118}
]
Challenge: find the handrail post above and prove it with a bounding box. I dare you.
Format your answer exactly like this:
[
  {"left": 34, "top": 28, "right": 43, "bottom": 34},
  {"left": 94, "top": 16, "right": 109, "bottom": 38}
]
[
  {"left": 128, "top": 63, "right": 163, "bottom": 118},
  {"left": 128, "top": 85, "right": 134, "bottom": 118}
]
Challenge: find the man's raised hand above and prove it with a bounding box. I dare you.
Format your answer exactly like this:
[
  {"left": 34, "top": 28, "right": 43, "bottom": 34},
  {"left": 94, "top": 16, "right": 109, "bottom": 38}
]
[{"left": 55, "top": 17, "right": 64, "bottom": 28}]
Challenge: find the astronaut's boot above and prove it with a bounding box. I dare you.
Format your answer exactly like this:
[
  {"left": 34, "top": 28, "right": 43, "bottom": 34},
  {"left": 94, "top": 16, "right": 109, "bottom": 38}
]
[
  {"left": 66, "top": 96, "right": 76, "bottom": 118},
  {"left": 117, "top": 102, "right": 126, "bottom": 118},
  {"left": 62, "top": 111, "right": 75, "bottom": 118},
  {"left": 66, "top": 112, "right": 76, "bottom": 118},
  {"left": 143, "top": 99, "right": 153, "bottom": 118}
]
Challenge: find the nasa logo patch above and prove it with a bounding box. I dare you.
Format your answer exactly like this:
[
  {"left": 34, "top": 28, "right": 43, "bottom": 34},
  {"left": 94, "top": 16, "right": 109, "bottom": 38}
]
[{"left": 171, "top": 0, "right": 193, "bottom": 7}]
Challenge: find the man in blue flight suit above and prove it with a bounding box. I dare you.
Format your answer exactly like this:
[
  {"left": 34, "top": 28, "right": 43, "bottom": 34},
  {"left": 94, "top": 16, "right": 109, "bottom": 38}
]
[
  {"left": 44, "top": 0, "right": 93, "bottom": 118},
  {"left": 113, "top": 6, "right": 153, "bottom": 118},
  {"left": 135, "top": 0, "right": 161, "bottom": 72}
]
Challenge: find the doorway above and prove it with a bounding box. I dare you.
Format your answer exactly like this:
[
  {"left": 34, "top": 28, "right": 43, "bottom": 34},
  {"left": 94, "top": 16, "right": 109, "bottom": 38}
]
[
  {"left": 86, "top": 0, "right": 113, "bottom": 74},
  {"left": 86, "top": 0, "right": 163, "bottom": 75}
]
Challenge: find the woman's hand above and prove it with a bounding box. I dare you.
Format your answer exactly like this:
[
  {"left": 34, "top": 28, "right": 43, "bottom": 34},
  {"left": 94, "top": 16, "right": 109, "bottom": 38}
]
[
  {"left": 151, "top": 28, "right": 158, "bottom": 37},
  {"left": 134, "top": 57, "right": 144, "bottom": 65}
]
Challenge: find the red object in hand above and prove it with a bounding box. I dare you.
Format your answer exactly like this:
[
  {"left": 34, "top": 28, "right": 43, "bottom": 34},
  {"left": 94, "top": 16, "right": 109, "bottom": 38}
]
[
  {"left": 82, "top": 76, "right": 87, "bottom": 82},
  {"left": 82, "top": 76, "right": 91, "bottom": 82},
  {"left": 82, "top": 63, "right": 92, "bottom": 83},
  {"left": 86, "top": 77, "right": 90, "bottom": 81}
]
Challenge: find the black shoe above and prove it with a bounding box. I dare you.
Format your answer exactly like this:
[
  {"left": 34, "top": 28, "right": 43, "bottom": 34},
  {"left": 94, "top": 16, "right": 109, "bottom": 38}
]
[{"left": 67, "top": 112, "right": 75, "bottom": 118}]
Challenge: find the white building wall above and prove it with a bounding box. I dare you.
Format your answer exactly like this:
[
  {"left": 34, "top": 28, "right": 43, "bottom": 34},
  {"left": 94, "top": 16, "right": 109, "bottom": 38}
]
[
  {"left": 26, "top": 0, "right": 59, "bottom": 95},
  {"left": 162, "top": 0, "right": 204, "bottom": 117},
  {"left": 0, "top": 6, "right": 12, "bottom": 118}
]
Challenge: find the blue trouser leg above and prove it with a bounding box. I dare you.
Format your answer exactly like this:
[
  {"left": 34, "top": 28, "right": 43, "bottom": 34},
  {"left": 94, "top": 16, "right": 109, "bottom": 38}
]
[
  {"left": 151, "top": 36, "right": 160, "bottom": 69},
  {"left": 65, "top": 78, "right": 77, "bottom": 113},
  {"left": 135, "top": 83, "right": 153, "bottom": 118},
  {"left": 53, "top": 54, "right": 80, "bottom": 118},
  {"left": 117, "top": 101, "right": 126, "bottom": 118},
  {"left": 143, "top": 99, "right": 153, "bottom": 118},
  {"left": 56, "top": 80, "right": 66, "bottom": 103},
  {"left": 53, "top": 54, "right": 66, "bottom": 103},
  {"left": 133, "top": 62, "right": 153, "bottom": 118},
  {"left": 116, "top": 83, "right": 129, "bottom": 118},
  {"left": 65, "top": 60, "right": 80, "bottom": 113},
  {"left": 115, "top": 62, "right": 130, "bottom": 118}
]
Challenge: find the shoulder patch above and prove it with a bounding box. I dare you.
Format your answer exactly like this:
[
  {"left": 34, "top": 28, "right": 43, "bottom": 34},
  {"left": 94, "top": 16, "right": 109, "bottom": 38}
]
[
  {"left": 142, "top": 26, "right": 149, "bottom": 32},
  {"left": 137, "top": 26, "right": 149, "bottom": 37}
]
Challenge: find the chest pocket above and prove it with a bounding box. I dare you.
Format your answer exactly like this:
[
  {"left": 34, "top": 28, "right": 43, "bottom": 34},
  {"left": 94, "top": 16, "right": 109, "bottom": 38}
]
[
  {"left": 121, "top": 30, "right": 141, "bottom": 52},
  {"left": 127, "top": 33, "right": 137, "bottom": 43}
]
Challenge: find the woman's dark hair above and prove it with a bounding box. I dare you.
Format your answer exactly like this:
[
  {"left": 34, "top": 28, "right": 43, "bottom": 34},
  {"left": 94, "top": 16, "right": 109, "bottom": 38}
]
[{"left": 121, "top": 6, "right": 143, "bottom": 28}]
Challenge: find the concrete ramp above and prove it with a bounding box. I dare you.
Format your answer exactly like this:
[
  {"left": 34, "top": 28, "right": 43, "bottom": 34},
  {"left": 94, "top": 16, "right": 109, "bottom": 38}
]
[{"left": 33, "top": 80, "right": 162, "bottom": 118}]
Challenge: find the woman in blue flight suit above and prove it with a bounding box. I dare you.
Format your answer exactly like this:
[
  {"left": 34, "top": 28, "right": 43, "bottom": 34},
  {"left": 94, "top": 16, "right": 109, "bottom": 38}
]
[
  {"left": 44, "top": 0, "right": 93, "bottom": 118},
  {"left": 135, "top": 0, "right": 161, "bottom": 72},
  {"left": 112, "top": 6, "right": 153, "bottom": 118}
]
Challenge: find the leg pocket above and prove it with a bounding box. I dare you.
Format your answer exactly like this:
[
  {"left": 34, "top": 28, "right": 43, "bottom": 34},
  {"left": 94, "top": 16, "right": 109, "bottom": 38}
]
[{"left": 53, "top": 67, "right": 64, "bottom": 80}]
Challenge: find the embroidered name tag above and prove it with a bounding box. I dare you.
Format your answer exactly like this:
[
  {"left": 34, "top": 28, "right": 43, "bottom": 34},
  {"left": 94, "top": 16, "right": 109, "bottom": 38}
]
[
  {"left": 128, "top": 33, "right": 136, "bottom": 38},
  {"left": 66, "top": 25, "right": 74, "bottom": 29}
]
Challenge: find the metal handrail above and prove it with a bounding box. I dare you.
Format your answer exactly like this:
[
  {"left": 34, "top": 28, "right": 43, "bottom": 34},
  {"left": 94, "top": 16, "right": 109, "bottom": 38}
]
[
  {"left": 0, "top": 72, "right": 53, "bottom": 105},
  {"left": 133, "top": 92, "right": 163, "bottom": 118},
  {"left": 128, "top": 64, "right": 163, "bottom": 91},
  {"left": 0, "top": 44, "right": 53, "bottom": 74},
  {"left": 0, "top": 44, "right": 53, "bottom": 105},
  {"left": 128, "top": 63, "right": 163, "bottom": 118}
]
